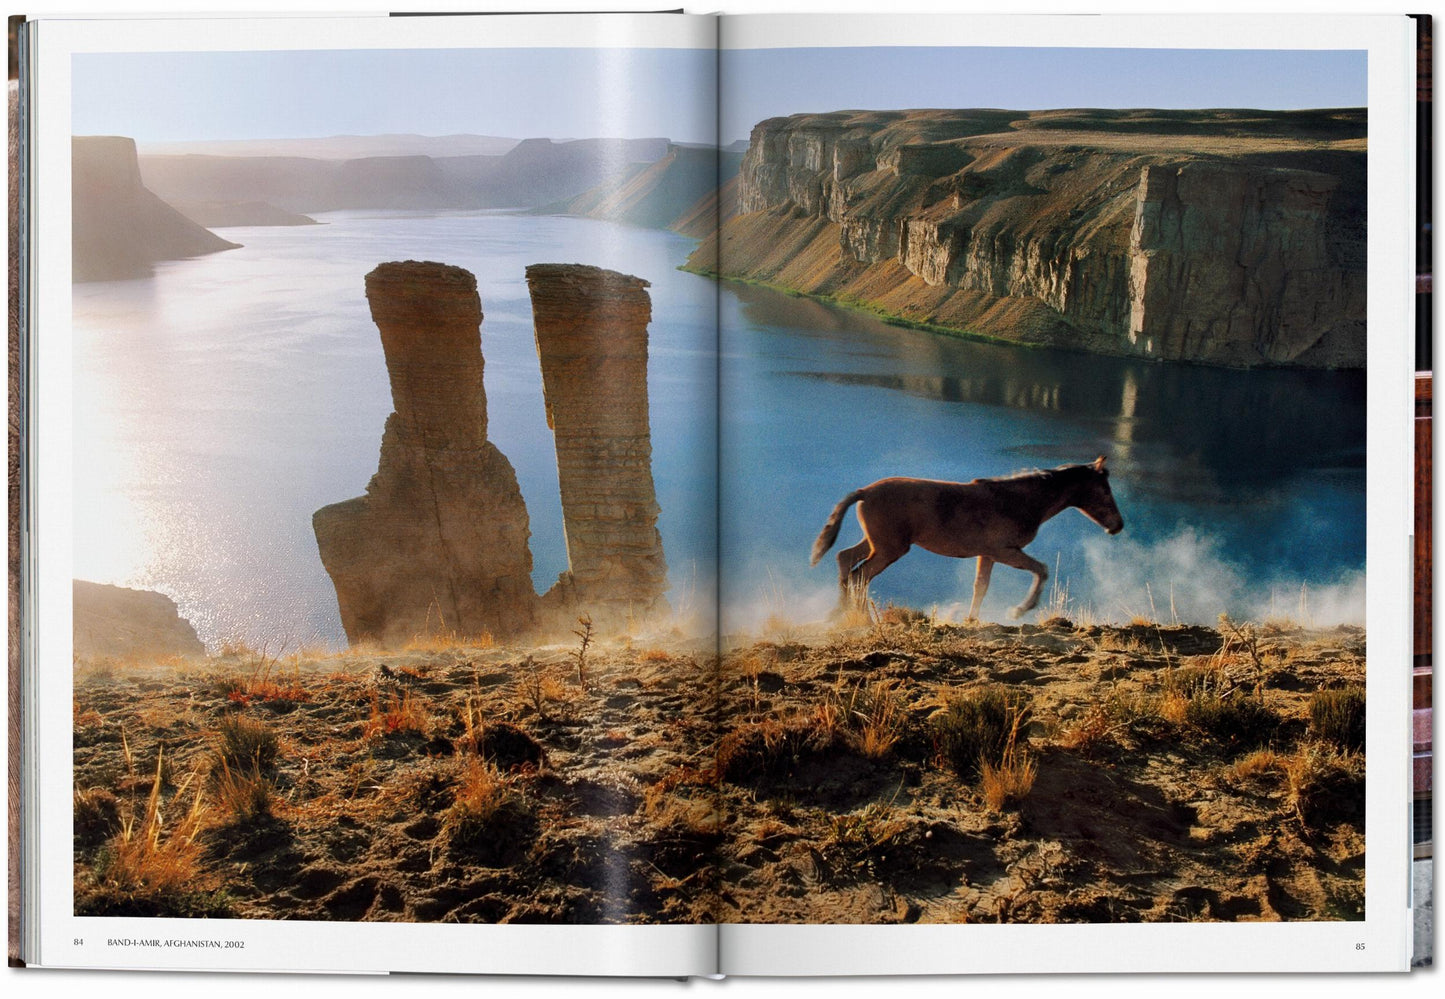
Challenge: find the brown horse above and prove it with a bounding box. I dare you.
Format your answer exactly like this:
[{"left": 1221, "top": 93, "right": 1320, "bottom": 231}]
[{"left": 811, "top": 457, "right": 1124, "bottom": 620}]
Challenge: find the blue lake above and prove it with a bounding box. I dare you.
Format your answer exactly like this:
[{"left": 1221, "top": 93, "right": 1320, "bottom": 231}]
[{"left": 71, "top": 211, "right": 1365, "bottom": 649}]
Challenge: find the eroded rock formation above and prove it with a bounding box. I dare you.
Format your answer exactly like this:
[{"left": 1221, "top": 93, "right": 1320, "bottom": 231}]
[
  {"left": 72, "top": 580, "right": 205, "bottom": 661},
  {"left": 314, "top": 261, "right": 537, "bottom": 645},
  {"left": 527, "top": 265, "right": 668, "bottom": 626},
  {"left": 72, "top": 135, "right": 239, "bottom": 282},
  {"left": 689, "top": 109, "right": 1366, "bottom": 368}
]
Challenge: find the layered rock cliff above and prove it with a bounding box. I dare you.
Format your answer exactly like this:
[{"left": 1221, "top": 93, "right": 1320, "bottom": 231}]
[
  {"left": 527, "top": 265, "right": 668, "bottom": 627},
  {"left": 313, "top": 262, "right": 537, "bottom": 645},
  {"left": 72, "top": 136, "right": 239, "bottom": 282},
  {"left": 689, "top": 109, "right": 1366, "bottom": 367}
]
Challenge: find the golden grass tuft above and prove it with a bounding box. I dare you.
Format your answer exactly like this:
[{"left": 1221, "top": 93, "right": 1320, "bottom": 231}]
[
  {"left": 364, "top": 690, "right": 432, "bottom": 739},
  {"left": 442, "top": 760, "right": 536, "bottom": 852},
  {"left": 979, "top": 722, "right": 1037, "bottom": 812},
  {"left": 212, "top": 757, "right": 275, "bottom": 822},
  {"left": 1223, "top": 748, "right": 1284, "bottom": 789},
  {"left": 84, "top": 752, "right": 227, "bottom": 916},
  {"left": 1059, "top": 704, "right": 1114, "bottom": 757},
  {"left": 836, "top": 678, "right": 907, "bottom": 759},
  {"left": 404, "top": 629, "right": 496, "bottom": 653}
]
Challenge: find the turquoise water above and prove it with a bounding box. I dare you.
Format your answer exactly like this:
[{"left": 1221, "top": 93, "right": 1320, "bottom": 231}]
[{"left": 71, "top": 211, "right": 1365, "bottom": 649}]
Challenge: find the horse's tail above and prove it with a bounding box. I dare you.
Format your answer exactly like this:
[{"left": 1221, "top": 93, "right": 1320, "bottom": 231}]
[{"left": 810, "top": 489, "right": 865, "bottom": 567}]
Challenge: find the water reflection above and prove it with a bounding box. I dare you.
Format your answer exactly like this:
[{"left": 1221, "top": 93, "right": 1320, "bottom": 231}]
[{"left": 727, "top": 283, "right": 1365, "bottom": 505}]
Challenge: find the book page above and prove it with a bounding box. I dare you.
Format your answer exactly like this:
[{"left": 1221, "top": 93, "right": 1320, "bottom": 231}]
[
  {"left": 27, "top": 10, "right": 722, "bottom": 975},
  {"left": 712, "top": 10, "right": 1415, "bottom": 974}
]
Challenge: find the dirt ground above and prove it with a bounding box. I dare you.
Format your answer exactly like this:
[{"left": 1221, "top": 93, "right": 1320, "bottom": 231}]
[{"left": 72, "top": 615, "right": 1366, "bottom": 924}]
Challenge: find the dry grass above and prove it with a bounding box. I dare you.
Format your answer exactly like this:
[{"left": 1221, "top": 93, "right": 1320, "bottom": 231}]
[
  {"left": 212, "top": 757, "right": 276, "bottom": 822},
  {"left": 979, "top": 719, "right": 1037, "bottom": 811},
  {"left": 1223, "top": 748, "right": 1285, "bottom": 790},
  {"left": 445, "top": 760, "right": 512, "bottom": 832},
  {"left": 1308, "top": 686, "right": 1365, "bottom": 752},
  {"left": 1282, "top": 742, "right": 1363, "bottom": 827},
  {"left": 442, "top": 760, "right": 536, "bottom": 854},
  {"left": 83, "top": 752, "right": 228, "bottom": 916},
  {"left": 1060, "top": 704, "right": 1115, "bottom": 757},
  {"left": 837, "top": 679, "right": 907, "bottom": 759},
  {"left": 453, "top": 694, "right": 487, "bottom": 756},
  {"left": 215, "top": 714, "right": 280, "bottom": 775},
  {"left": 364, "top": 691, "right": 432, "bottom": 739},
  {"left": 932, "top": 685, "right": 1032, "bottom": 780},
  {"left": 515, "top": 655, "right": 568, "bottom": 721}
]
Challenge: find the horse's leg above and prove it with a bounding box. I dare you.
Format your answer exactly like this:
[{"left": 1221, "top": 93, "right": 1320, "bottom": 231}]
[
  {"left": 967, "top": 556, "right": 994, "bottom": 621},
  {"left": 836, "top": 539, "right": 872, "bottom": 591},
  {"left": 847, "top": 541, "right": 908, "bottom": 606},
  {"left": 992, "top": 547, "right": 1049, "bottom": 619}
]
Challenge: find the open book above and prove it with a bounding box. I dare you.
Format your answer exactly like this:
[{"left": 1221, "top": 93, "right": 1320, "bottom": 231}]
[{"left": 7, "top": 8, "right": 1428, "bottom": 977}]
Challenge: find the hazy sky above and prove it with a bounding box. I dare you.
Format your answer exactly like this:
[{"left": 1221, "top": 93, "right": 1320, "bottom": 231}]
[
  {"left": 73, "top": 44, "right": 1365, "bottom": 147},
  {"left": 72, "top": 48, "right": 719, "bottom": 146}
]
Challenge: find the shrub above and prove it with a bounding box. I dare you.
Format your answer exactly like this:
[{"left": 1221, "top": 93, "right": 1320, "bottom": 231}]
[
  {"left": 1309, "top": 686, "right": 1365, "bottom": 752},
  {"left": 932, "top": 686, "right": 1032, "bottom": 780},
  {"left": 1180, "top": 692, "right": 1281, "bottom": 752},
  {"left": 1283, "top": 742, "right": 1363, "bottom": 827},
  {"left": 74, "top": 787, "right": 121, "bottom": 848},
  {"left": 215, "top": 714, "right": 279, "bottom": 775}
]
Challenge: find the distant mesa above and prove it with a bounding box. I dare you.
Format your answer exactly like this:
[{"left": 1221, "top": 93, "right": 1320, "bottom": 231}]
[
  {"left": 527, "top": 264, "right": 669, "bottom": 629},
  {"left": 72, "top": 580, "right": 205, "bottom": 661},
  {"left": 139, "top": 136, "right": 671, "bottom": 215},
  {"left": 312, "top": 261, "right": 538, "bottom": 646},
  {"left": 688, "top": 108, "right": 1367, "bottom": 368},
  {"left": 137, "top": 133, "right": 523, "bottom": 160},
  {"left": 171, "top": 199, "right": 319, "bottom": 228},
  {"left": 72, "top": 135, "right": 240, "bottom": 282}
]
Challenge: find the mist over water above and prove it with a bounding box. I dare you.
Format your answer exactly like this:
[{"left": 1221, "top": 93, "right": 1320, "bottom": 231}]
[{"left": 73, "top": 213, "right": 1365, "bottom": 650}]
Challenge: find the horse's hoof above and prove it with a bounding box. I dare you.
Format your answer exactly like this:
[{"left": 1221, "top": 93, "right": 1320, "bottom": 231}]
[{"left": 1008, "top": 606, "right": 1025, "bottom": 620}]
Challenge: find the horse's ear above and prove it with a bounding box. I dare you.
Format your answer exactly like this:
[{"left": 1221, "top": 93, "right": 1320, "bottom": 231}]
[{"left": 1093, "top": 456, "right": 1107, "bottom": 472}]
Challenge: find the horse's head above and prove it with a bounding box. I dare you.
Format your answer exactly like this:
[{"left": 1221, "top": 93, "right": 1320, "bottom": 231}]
[{"left": 1076, "top": 456, "right": 1124, "bottom": 535}]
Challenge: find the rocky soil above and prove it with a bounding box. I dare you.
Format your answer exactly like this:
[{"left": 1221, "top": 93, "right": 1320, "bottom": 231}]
[{"left": 73, "top": 616, "right": 1366, "bottom": 924}]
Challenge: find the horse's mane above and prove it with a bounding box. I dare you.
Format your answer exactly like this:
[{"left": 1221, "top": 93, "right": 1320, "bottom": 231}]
[{"left": 999, "top": 462, "right": 1093, "bottom": 483}]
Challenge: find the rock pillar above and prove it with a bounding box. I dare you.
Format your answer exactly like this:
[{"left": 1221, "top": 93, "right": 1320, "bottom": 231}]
[
  {"left": 526, "top": 264, "right": 668, "bottom": 628},
  {"left": 314, "top": 261, "right": 537, "bottom": 646}
]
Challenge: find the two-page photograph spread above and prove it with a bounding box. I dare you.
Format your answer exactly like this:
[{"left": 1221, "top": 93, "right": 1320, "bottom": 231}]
[{"left": 5, "top": 3, "right": 1426, "bottom": 980}]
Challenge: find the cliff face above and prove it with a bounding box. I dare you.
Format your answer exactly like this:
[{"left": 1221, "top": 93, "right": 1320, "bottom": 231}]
[
  {"left": 72, "top": 136, "right": 239, "bottom": 282},
  {"left": 550, "top": 144, "right": 743, "bottom": 234},
  {"left": 693, "top": 109, "right": 1366, "bottom": 367},
  {"left": 527, "top": 265, "right": 668, "bottom": 628},
  {"left": 72, "top": 580, "right": 205, "bottom": 660},
  {"left": 313, "top": 262, "right": 537, "bottom": 645}
]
